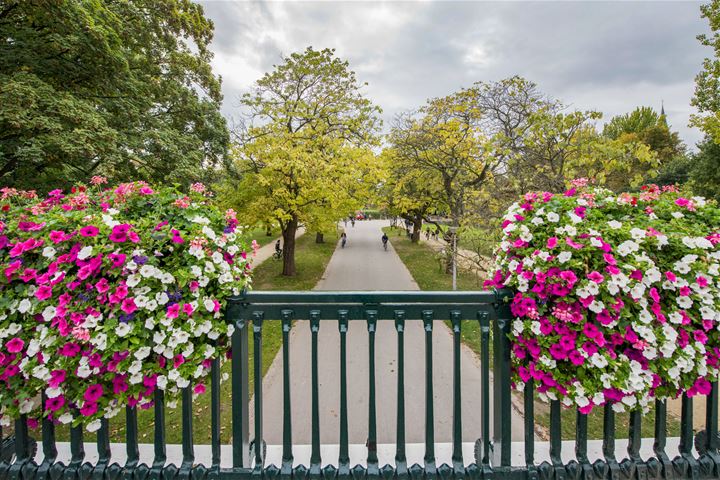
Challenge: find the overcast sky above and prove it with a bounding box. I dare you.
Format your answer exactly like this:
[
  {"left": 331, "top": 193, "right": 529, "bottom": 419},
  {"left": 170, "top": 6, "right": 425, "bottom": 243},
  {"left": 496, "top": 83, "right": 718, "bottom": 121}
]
[{"left": 200, "top": 0, "right": 711, "bottom": 147}]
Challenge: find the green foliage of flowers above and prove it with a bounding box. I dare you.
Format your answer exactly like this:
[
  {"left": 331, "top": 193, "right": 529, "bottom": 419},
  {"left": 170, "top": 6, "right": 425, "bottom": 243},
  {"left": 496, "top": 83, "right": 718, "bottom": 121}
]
[{"left": 487, "top": 180, "right": 720, "bottom": 414}]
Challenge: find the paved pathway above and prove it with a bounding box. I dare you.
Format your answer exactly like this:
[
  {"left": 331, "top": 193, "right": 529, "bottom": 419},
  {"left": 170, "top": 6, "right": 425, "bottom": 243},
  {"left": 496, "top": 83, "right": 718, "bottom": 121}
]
[{"left": 253, "top": 220, "right": 524, "bottom": 448}]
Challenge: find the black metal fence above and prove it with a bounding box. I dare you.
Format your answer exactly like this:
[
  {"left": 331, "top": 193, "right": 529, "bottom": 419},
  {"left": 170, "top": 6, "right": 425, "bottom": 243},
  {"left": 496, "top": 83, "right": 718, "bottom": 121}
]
[{"left": 1, "top": 290, "right": 719, "bottom": 480}]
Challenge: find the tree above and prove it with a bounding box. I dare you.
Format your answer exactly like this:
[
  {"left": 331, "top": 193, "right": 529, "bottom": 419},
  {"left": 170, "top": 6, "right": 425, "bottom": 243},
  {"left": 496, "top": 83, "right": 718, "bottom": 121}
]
[
  {"left": 689, "top": 138, "right": 720, "bottom": 202},
  {"left": 0, "top": 1, "right": 229, "bottom": 191},
  {"left": 692, "top": 0, "right": 720, "bottom": 143},
  {"left": 226, "top": 47, "right": 381, "bottom": 276},
  {"left": 603, "top": 107, "right": 684, "bottom": 165},
  {"left": 380, "top": 147, "right": 445, "bottom": 243}
]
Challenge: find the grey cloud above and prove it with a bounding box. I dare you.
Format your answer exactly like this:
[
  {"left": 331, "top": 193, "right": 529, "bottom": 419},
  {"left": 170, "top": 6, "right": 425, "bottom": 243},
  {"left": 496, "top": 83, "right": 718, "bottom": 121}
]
[{"left": 200, "top": 0, "right": 710, "bottom": 146}]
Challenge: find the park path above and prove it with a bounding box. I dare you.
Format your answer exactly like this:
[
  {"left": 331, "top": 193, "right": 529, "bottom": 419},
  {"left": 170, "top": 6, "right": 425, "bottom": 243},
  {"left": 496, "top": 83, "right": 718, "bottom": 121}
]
[
  {"left": 253, "top": 219, "right": 524, "bottom": 449},
  {"left": 251, "top": 227, "right": 306, "bottom": 266}
]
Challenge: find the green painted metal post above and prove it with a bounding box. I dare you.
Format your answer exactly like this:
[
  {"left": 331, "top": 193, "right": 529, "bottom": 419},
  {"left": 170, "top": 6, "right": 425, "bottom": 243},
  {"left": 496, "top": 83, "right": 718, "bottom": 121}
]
[
  {"left": 549, "top": 400, "right": 565, "bottom": 480},
  {"left": 450, "top": 311, "right": 463, "bottom": 470},
  {"left": 478, "top": 311, "right": 491, "bottom": 467},
  {"left": 706, "top": 381, "right": 719, "bottom": 453},
  {"left": 309, "top": 311, "right": 322, "bottom": 477},
  {"left": 229, "top": 298, "right": 250, "bottom": 469},
  {"left": 181, "top": 385, "right": 195, "bottom": 473},
  {"left": 281, "top": 310, "right": 294, "bottom": 476},
  {"left": 252, "top": 311, "right": 265, "bottom": 466},
  {"left": 679, "top": 394, "right": 699, "bottom": 478},
  {"left": 575, "top": 412, "right": 588, "bottom": 464},
  {"left": 653, "top": 399, "right": 669, "bottom": 462},
  {"left": 524, "top": 380, "right": 535, "bottom": 468},
  {"left": 366, "top": 310, "right": 379, "bottom": 476},
  {"left": 338, "top": 310, "right": 350, "bottom": 476},
  {"left": 151, "top": 389, "right": 166, "bottom": 478},
  {"left": 41, "top": 394, "right": 58, "bottom": 464},
  {"left": 492, "top": 291, "right": 512, "bottom": 468},
  {"left": 211, "top": 355, "right": 221, "bottom": 469},
  {"left": 602, "top": 405, "right": 620, "bottom": 480},
  {"left": 394, "top": 311, "right": 407, "bottom": 478},
  {"left": 124, "top": 406, "right": 139, "bottom": 471},
  {"left": 422, "top": 310, "right": 436, "bottom": 475}
]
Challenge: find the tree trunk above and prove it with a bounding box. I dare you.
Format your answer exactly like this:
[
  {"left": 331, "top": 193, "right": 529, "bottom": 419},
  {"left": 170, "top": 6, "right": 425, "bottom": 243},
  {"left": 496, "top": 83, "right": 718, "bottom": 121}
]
[
  {"left": 282, "top": 216, "right": 298, "bottom": 276},
  {"left": 411, "top": 214, "right": 422, "bottom": 243},
  {"left": 315, "top": 232, "right": 324, "bottom": 243},
  {"left": 444, "top": 230, "right": 457, "bottom": 274},
  {"left": 265, "top": 224, "right": 272, "bottom": 236}
]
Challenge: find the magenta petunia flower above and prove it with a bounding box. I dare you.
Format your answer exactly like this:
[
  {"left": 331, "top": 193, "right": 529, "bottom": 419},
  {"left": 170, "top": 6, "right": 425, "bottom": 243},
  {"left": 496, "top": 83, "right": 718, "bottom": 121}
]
[
  {"left": 108, "top": 253, "right": 126, "bottom": 268},
  {"left": 35, "top": 285, "right": 52, "bottom": 301},
  {"left": 80, "top": 225, "right": 99, "bottom": 237},
  {"left": 79, "top": 402, "right": 98, "bottom": 416},
  {"left": 48, "top": 370, "right": 66, "bottom": 388},
  {"left": 6, "top": 337, "right": 24, "bottom": 353},
  {"left": 121, "top": 297, "right": 137, "bottom": 314},
  {"left": 546, "top": 237, "right": 558, "bottom": 249},
  {"left": 174, "top": 354, "right": 185, "bottom": 368},
  {"left": 83, "top": 384, "right": 104, "bottom": 403},
  {"left": 46, "top": 395, "right": 65, "bottom": 412},
  {"left": 95, "top": 278, "right": 109, "bottom": 293},
  {"left": 49, "top": 230, "right": 67, "bottom": 243},
  {"left": 586, "top": 271, "right": 604, "bottom": 283},
  {"left": 194, "top": 384, "right": 206, "bottom": 395},
  {"left": 182, "top": 303, "right": 194, "bottom": 316}
]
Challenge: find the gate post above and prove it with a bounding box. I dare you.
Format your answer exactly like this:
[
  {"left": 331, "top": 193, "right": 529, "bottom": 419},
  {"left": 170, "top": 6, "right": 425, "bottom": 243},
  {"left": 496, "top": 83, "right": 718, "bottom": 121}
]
[{"left": 492, "top": 289, "right": 513, "bottom": 470}]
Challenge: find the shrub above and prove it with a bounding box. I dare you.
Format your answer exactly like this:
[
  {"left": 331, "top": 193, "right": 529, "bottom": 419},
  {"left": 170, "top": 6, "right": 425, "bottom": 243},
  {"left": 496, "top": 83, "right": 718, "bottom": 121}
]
[
  {"left": 486, "top": 180, "right": 720, "bottom": 413},
  {"left": 0, "top": 179, "right": 252, "bottom": 431}
]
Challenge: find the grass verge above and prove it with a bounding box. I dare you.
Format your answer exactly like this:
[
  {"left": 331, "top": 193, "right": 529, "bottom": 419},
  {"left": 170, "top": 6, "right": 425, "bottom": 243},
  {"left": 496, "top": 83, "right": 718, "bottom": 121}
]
[
  {"left": 383, "top": 226, "right": 484, "bottom": 359},
  {"left": 239, "top": 226, "right": 280, "bottom": 248}
]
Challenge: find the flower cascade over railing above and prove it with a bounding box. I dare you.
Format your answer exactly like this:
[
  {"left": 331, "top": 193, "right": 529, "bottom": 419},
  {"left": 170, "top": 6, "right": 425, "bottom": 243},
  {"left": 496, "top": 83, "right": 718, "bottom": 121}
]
[
  {"left": 0, "top": 179, "right": 252, "bottom": 431},
  {"left": 487, "top": 180, "right": 720, "bottom": 413}
]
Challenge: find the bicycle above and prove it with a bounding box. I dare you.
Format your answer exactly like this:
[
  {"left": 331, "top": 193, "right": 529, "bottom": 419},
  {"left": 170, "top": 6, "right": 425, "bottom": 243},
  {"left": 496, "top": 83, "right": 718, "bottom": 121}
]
[
  {"left": 273, "top": 249, "right": 282, "bottom": 260},
  {"left": 382, "top": 240, "right": 388, "bottom": 251}
]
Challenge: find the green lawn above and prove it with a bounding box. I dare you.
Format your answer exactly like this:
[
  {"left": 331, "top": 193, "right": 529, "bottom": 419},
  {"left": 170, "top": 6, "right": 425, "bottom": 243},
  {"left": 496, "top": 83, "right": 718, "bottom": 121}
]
[
  {"left": 534, "top": 405, "right": 681, "bottom": 440},
  {"left": 239, "top": 226, "right": 280, "bottom": 248}
]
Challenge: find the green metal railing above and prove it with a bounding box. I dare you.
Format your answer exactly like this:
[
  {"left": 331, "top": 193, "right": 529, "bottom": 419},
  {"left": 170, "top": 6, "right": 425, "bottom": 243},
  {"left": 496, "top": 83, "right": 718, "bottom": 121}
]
[{"left": 2, "top": 289, "right": 720, "bottom": 480}]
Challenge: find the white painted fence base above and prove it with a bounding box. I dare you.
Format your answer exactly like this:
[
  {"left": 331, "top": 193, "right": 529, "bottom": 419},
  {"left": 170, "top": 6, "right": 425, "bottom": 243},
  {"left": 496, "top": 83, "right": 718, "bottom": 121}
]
[{"left": 35, "top": 438, "right": 688, "bottom": 468}]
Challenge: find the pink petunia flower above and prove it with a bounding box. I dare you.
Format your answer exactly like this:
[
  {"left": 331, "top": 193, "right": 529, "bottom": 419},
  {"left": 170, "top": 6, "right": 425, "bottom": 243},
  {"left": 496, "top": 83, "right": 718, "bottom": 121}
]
[
  {"left": 6, "top": 337, "right": 24, "bottom": 353},
  {"left": 79, "top": 402, "right": 98, "bottom": 416},
  {"left": 121, "top": 298, "right": 137, "bottom": 314},
  {"left": 80, "top": 225, "right": 99, "bottom": 237},
  {"left": 166, "top": 303, "right": 180, "bottom": 319},
  {"left": 587, "top": 271, "right": 604, "bottom": 283},
  {"left": 35, "top": 285, "right": 52, "bottom": 301},
  {"left": 49, "top": 230, "right": 67, "bottom": 243},
  {"left": 83, "top": 384, "right": 104, "bottom": 403},
  {"left": 48, "top": 370, "right": 66, "bottom": 388}
]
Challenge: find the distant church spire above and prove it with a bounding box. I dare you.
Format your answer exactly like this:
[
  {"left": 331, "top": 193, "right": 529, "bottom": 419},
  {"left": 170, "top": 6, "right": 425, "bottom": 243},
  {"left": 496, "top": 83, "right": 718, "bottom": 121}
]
[{"left": 659, "top": 100, "right": 668, "bottom": 127}]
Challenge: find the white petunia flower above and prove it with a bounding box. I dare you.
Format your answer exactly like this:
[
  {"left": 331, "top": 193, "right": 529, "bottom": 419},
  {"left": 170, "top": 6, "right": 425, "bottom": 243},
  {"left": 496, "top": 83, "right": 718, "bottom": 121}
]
[{"left": 116, "top": 323, "right": 131, "bottom": 337}]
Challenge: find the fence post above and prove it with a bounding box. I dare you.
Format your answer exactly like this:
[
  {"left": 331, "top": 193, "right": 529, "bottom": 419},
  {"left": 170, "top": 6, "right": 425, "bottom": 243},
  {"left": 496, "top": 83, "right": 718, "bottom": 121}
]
[
  {"left": 228, "top": 296, "right": 250, "bottom": 469},
  {"left": 492, "top": 289, "right": 512, "bottom": 469}
]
